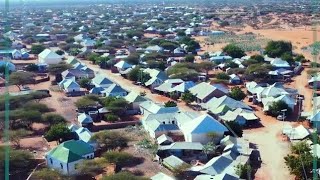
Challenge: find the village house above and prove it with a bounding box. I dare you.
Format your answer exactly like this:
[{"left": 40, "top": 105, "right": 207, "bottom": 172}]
[
  {"left": 189, "top": 82, "right": 228, "bottom": 103},
  {"left": 143, "top": 68, "right": 168, "bottom": 90},
  {"left": 45, "top": 140, "right": 94, "bottom": 175},
  {"left": 38, "top": 49, "right": 62, "bottom": 65}
]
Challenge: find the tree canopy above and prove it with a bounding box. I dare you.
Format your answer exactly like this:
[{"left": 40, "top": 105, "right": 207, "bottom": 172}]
[
  {"left": 284, "top": 141, "right": 319, "bottom": 179},
  {"left": 91, "top": 131, "right": 129, "bottom": 152},
  {"left": 44, "top": 123, "right": 72, "bottom": 142},
  {"left": 229, "top": 87, "right": 246, "bottom": 101},
  {"left": 164, "top": 101, "right": 177, "bottom": 107},
  {"left": 32, "top": 168, "right": 70, "bottom": 180},
  {"left": 30, "top": 44, "right": 45, "bottom": 54},
  {"left": 223, "top": 44, "right": 245, "bottom": 58},
  {"left": 181, "top": 91, "right": 195, "bottom": 104},
  {"left": 268, "top": 100, "right": 290, "bottom": 117},
  {"left": 76, "top": 158, "right": 108, "bottom": 176},
  {"left": 265, "top": 40, "right": 292, "bottom": 58},
  {"left": 9, "top": 71, "right": 35, "bottom": 91},
  {"left": 184, "top": 55, "right": 195, "bottom": 63},
  {"left": 102, "top": 97, "right": 129, "bottom": 116}
]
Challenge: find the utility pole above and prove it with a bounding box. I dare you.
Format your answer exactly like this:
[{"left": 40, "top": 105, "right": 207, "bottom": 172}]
[{"left": 4, "top": 0, "right": 10, "bottom": 179}]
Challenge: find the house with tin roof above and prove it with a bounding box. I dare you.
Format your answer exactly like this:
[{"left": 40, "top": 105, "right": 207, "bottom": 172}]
[
  {"left": 189, "top": 82, "right": 228, "bottom": 103},
  {"left": 38, "top": 49, "right": 62, "bottom": 65},
  {"left": 45, "top": 140, "right": 94, "bottom": 175}
]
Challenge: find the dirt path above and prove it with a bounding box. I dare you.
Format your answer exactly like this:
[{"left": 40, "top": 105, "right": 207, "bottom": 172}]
[
  {"left": 243, "top": 101, "right": 294, "bottom": 180},
  {"left": 290, "top": 67, "right": 313, "bottom": 112}
]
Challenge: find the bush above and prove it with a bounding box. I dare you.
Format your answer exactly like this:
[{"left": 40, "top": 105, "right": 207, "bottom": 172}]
[
  {"left": 42, "top": 113, "right": 66, "bottom": 124},
  {"left": 23, "top": 102, "right": 50, "bottom": 113},
  {"left": 268, "top": 100, "right": 291, "bottom": 117},
  {"left": 265, "top": 40, "right": 292, "bottom": 58},
  {"left": 229, "top": 87, "right": 246, "bottom": 101},
  {"left": 223, "top": 44, "right": 245, "bottom": 58},
  {"left": 105, "top": 114, "right": 119, "bottom": 122},
  {"left": 102, "top": 151, "right": 133, "bottom": 166},
  {"left": 216, "top": 72, "right": 230, "bottom": 80},
  {"left": 184, "top": 55, "right": 195, "bottom": 63},
  {"left": 164, "top": 101, "right": 177, "bottom": 107}
]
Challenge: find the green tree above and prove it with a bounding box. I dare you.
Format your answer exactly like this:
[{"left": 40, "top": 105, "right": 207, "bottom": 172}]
[
  {"left": 160, "top": 42, "right": 178, "bottom": 51},
  {"left": 223, "top": 44, "right": 245, "bottom": 58},
  {"left": 226, "top": 61, "right": 239, "bottom": 68},
  {"left": 216, "top": 72, "right": 230, "bottom": 80},
  {"left": 294, "top": 54, "right": 306, "bottom": 62},
  {"left": 229, "top": 87, "right": 246, "bottom": 101},
  {"left": 103, "top": 97, "right": 129, "bottom": 116},
  {"left": 181, "top": 91, "right": 195, "bottom": 104},
  {"left": 91, "top": 131, "right": 129, "bottom": 151},
  {"left": 76, "top": 158, "right": 108, "bottom": 176},
  {"left": 197, "top": 61, "right": 215, "bottom": 75},
  {"left": 236, "top": 164, "right": 252, "bottom": 179},
  {"left": 48, "top": 63, "right": 72, "bottom": 82},
  {"left": 23, "top": 102, "right": 50, "bottom": 113},
  {"left": 164, "top": 100, "right": 177, "bottom": 107},
  {"left": 265, "top": 40, "right": 292, "bottom": 58},
  {"left": 250, "top": 55, "right": 265, "bottom": 63},
  {"left": 245, "top": 63, "right": 273, "bottom": 79},
  {"left": 184, "top": 55, "right": 195, "bottom": 63},
  {"left": 75, "top": 96, "right": 97, "bottom": 109},
  {"left": 268, "top": 100, "right": 290, "bottom": 117},
  {"left": 79, "top": 78, "right": 91, "bottom": 89},
  {"left": 125, "top": 54, "right": 140, "bottom": 65},
  {"left": 103, "top": 151, "right": 133, "bottom": 166},
  {"left": 6, "top": 129, "right": 32, "bottom": 148},
  {"left": 30, "top": 44, "right": 45, "bottom": 54},
  {"left": 0, "top": 147, "right": 34, "bottom": 175},
  {"left": 284, "top": 141, "right": 317, "bottom": 179},
  {"left": 127, "top": 66, "right": 141, "bottom": 81},
  {"left": 42, "top": 113, "right": 66, "bottom": 125},
  {"left": 105, "top": 114, "right": 119, "bottom": 122},
  {"left": 281, "top": 52, "right": 294, "bottom": 63},
  {"left": 177, "top": 30, "right": 186, "bottom": 37},
  {"left": 44, "top": 123, "right": 72, "bottom": 142},
  {"left": 9, "top": 71, "right": 34, "bottom": 91},
  {"left": 88, "top": 53, "right": 100, "bottom": 64}
]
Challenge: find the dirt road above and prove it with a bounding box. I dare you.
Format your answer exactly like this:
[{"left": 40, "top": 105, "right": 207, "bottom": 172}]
[{"left": 243, "top": 102, "right": 294, "bottom": 180}]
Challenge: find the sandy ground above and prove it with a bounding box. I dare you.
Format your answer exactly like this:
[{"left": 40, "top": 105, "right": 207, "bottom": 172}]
[
  {"left": 111, "top": 128, "right": 173, "bottom": 178},
  {"left": 243, "top": 98, "right": 294, "bottom": 180}
]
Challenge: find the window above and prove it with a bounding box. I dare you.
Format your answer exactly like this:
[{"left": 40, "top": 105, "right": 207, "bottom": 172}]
[
  {"left": 172, "top": 121, "right": 175, "bottom": 124},
  {"left": 60, "top": 163, "right": 63, "bottom": 169},
  {"left": 74, "top": 163, "right": 77, "bottom": 170},
  {"left": 162, "top": 121, "right": 165, "bottom": 124},
  {"left": 50, "top": 158, "right": 53, "bottom": 164}
]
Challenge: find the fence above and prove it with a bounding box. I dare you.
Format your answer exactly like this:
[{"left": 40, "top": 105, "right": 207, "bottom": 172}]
[{"left": 92, "top": 121, "right": 139, "bottom": 131}]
